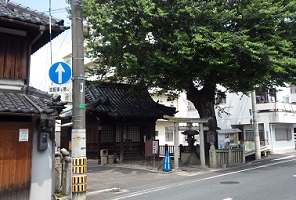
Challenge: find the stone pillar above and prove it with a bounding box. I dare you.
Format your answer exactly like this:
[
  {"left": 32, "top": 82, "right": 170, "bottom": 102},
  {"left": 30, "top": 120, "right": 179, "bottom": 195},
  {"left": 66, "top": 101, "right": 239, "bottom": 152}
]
[
  {"left": 209, "top": 143, "right": 217, "bottom": 168},
  {"left": 228, "top": 148, "right": 232, "bottom": 166},
  {"left": 241, "top": 142, "right": 245, "bottom": 163},
  {"left": 63, "top": 156, "right": 72, "bottom": 196},
  {"left": 60, "top": 148, "right": 72, "bottom": 196},
  {"left": 199, "top": 122, "right": 206, "bottom": 168},
  {"left": 173, "top": 122, "right": 179, "bottom": 170},
  {"left": 55, "top": 154, "right": 62, "bottom": 192}
]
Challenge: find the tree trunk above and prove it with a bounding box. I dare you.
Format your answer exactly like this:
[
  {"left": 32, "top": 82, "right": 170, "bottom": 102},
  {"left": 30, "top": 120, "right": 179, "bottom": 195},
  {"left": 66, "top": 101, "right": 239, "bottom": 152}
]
[{"left": 187, "top": 80, "right": 218, "bottom": 162}]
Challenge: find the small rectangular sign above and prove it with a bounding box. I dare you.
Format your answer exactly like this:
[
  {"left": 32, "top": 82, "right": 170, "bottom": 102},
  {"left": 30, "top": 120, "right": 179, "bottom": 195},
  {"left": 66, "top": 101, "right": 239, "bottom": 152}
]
[
  {"left": 152, "top": 140, "right": 159, "bottom": 154},
  {"left": 19, "top": 129, "right": 29, "bottom": 142}
]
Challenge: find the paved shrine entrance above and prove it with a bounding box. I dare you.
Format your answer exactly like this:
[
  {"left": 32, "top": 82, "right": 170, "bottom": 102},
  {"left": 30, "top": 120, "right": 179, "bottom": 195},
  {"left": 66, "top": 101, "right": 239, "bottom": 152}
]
[{"left": 163, "top": 116, "right": 209, "bottom": 169}]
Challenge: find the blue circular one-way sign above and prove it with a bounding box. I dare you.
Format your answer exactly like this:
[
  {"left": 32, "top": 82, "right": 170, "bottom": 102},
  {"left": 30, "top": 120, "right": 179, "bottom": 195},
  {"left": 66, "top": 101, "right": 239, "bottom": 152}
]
[{"left": 49, "top": 62, "right": 72, "bottom": 84}]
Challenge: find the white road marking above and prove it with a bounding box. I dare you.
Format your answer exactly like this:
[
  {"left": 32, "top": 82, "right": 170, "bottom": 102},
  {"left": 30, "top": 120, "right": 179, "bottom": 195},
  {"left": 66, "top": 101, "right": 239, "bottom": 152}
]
[
  {"left": 273, "top": 155, "right": 295, "bottom": 161},
  {"left": 104, "top": 158, "right": 296, "bottom": 200},
  {"left": 87, "top": 187, "right": 122, "bottom": 195},
  {"left": 223, "top": 198, "right": 233, "bottom": 200}
]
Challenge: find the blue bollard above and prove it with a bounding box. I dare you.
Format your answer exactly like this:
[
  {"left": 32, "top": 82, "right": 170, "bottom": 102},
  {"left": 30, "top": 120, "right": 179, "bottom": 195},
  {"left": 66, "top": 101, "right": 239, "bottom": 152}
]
[{"left": 163, "top": 151, "right": 171, "bottom": 171}]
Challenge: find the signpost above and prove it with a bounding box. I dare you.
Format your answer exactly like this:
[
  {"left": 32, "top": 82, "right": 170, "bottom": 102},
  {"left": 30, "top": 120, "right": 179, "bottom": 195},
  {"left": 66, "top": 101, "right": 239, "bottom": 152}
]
[
  {"left": 145, "top": 139, "right": 159, "bottom": 167},
  {"left": 49, "top": 62, "right": 72, "bottom": 84}
]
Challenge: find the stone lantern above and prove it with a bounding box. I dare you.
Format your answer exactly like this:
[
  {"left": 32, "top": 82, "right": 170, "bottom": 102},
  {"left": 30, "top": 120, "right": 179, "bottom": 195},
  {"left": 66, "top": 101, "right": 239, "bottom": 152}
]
[{"left": 181, "top": 123, "right": 199, "bottom": 153}]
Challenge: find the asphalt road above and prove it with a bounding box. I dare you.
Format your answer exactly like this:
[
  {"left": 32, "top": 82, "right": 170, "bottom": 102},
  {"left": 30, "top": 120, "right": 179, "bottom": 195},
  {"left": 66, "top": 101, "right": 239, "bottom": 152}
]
[{"left": 87, "top": 153, "right": 296, "bottom": 200}]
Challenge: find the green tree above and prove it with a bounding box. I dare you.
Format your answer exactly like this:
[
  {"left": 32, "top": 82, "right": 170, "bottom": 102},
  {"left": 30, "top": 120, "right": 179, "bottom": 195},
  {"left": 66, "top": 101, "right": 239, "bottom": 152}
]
[{"left": 82, "top": 0, "right": 296, "bottom": 141}]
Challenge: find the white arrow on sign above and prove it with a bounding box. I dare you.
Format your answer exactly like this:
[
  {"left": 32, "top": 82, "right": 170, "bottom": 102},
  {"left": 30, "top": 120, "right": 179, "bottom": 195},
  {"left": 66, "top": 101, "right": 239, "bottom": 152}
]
[{"left": 55, "top": 63, "right": 65, "bottom": 84}]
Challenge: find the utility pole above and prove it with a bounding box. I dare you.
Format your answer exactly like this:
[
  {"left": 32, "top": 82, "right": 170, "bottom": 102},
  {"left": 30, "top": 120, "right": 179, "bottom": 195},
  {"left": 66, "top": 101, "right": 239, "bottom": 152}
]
[
  {"left": 71, "top": 0, "right": 87, "bottom": 199},
  {"left": 251, "top": 91, "right": 261, "bottom": 160}
]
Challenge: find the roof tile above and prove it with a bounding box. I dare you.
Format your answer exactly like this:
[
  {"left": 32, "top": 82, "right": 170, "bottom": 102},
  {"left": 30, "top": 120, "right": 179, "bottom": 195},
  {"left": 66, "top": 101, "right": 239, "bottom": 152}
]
[
  {"left": 85, "top": 82, "right": 176, "bottom": 119},
  {"left": 0, "top": 86, "right": 57, "bottom": 115},
  {"left": 0, "top": 0, "right": 65, "bottom": 27}
]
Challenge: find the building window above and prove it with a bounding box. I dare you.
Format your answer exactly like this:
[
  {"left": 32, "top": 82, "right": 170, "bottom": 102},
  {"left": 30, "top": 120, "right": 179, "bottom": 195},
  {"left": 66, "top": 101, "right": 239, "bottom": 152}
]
[
  {"left": 275, "top": 128, "right": 292, "bottom": 141},
  {"left": 291, "top": 85, "right": 296, "bottom": 94},
  {"left": 256, "top": 88, "right": 277, "bottom": 103},
  {"left": 245, "top": 130, "right": 254, "bottom": 141},
  {"left": 245, "top": 129, "right": 264, "bottom": 141},
  {"left": 165, "top": 127, "right": 174, "bottom": 142},
  {"left": 283, "top": 96, "right": 290, "bottom": 103}
]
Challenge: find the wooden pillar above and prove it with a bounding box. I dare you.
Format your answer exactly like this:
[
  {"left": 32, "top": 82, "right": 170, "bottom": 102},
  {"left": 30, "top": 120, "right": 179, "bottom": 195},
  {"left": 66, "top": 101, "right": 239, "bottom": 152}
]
[{"left": 120, "top": 129, "right": 124, "bottom": 162}]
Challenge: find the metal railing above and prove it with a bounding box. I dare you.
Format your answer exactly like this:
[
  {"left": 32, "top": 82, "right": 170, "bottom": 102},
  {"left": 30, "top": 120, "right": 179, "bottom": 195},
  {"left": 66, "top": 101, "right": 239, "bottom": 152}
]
[{"left": 158, "top": 145, "right": 189, "bottom": 157}]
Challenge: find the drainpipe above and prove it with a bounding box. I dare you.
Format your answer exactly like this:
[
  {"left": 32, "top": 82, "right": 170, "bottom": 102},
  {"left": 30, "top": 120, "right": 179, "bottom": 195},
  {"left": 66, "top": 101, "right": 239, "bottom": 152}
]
[
  {"left": 30, "top": 25, "right": 46, "bottom": 45},
  {"left": 27, "top": 25, "right": 46, "bottom": 86}
]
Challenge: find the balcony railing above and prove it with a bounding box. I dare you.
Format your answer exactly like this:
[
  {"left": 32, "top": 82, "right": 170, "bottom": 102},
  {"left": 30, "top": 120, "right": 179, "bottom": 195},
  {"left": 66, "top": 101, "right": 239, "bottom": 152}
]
[{"left": 256, "top": 102, "right": 296, "bottom": 113}]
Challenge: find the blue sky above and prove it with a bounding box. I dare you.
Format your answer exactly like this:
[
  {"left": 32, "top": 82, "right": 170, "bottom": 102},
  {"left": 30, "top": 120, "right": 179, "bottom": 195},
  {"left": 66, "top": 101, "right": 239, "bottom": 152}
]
[{"left": 12, "top": 0, "right": 72, "bottom": 90}]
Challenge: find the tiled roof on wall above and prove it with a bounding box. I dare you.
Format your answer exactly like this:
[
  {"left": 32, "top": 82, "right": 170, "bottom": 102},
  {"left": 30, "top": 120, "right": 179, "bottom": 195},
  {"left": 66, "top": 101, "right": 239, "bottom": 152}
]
[
  {"left": 0, "top": 86, "right": 56, "bottom": 115},
  {"left": 0, "top": 0, "right": 65, "bottom": 27}
]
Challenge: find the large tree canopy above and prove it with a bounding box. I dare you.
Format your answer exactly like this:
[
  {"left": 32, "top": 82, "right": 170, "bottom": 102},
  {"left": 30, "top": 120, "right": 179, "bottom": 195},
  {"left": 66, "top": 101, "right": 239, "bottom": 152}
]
[{"left": 82, "top": 0, "right": 296, "bottom": 134}]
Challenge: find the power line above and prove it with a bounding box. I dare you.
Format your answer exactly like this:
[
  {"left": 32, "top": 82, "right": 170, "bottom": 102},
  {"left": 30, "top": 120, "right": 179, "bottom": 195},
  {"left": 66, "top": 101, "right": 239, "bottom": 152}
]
[
  {"left": 41, "top": 8, "right": 69, "bottom": 13},
  {"left": 55, "top": 29, "right": 71, "bottom": 58}
]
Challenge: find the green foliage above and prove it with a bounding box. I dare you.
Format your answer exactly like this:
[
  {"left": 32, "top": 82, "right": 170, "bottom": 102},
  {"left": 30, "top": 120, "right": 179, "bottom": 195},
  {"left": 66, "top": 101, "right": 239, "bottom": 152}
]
[
  {"left": 82, "top": 0, "right": 296, "bottom": 96},
  {"left": 55, "top": 192, "right": 64, "bottom": 198}
]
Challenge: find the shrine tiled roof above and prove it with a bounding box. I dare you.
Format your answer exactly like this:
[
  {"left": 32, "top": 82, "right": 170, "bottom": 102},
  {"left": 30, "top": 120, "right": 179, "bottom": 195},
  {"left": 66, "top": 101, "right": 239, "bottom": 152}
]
[
  {"left": 0, "top": 86, "right": 58, "bottom": 115},
  {"left": 85, "top": 82, "right": 176, "bottom": 119}
]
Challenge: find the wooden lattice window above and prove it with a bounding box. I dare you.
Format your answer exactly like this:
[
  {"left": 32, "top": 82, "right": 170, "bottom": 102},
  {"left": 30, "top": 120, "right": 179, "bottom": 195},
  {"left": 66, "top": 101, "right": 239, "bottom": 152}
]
[
  {"left": 101, "top": 125, "right": 114, "bottom": 143},
  {"left": 115, "top": 127, "right": 121, "bottom": 142},
  {"left": 127, "top": 126, "right": 140, "bottom": 142},
  {"left": 115, "top": 126, "right": 140, "bottom": 142}
]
